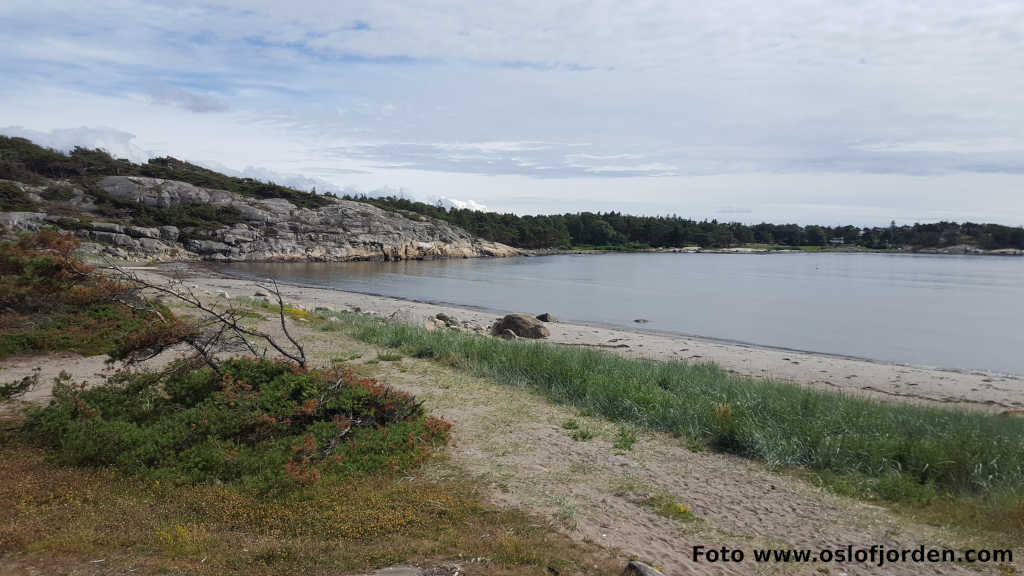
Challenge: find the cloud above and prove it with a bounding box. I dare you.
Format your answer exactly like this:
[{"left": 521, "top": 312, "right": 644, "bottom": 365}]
[
  {"left": 202, "top": 162, "right": 343, "bottom": 194},
  {"left": 434, "top": 196, "right": 489, "bottom": 211},
  {"left": 0, "top": 125, "right": 153, "bottom": 163},
  {"left": 146, "top": 83, "right": 229, "bottom": 113}
]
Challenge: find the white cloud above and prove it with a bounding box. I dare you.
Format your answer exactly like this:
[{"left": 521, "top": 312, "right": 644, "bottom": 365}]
[
  {"left": 145, "top": 83, "right": 229, "bottom": 114},
  {"left": 434, "top": 196, "right": 489, "bottom": 211},
  {"left": 0, "top": 125, "right": 154, "bottom": 163},
  {"left": 202, "top": 162, "right": 343, "bottom": 194}
]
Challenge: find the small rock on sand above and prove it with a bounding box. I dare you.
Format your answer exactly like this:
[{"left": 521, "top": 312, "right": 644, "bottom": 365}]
[
  {"left": 622, "top": 561, "right": 665, "bottom": 576},
  {"left": 536, "top": 312, "right": 557, "bottom": 322}
]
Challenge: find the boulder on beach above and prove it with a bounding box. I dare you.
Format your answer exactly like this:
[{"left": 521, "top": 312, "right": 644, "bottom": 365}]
[
  {"left": 492, "top": 313, "right": 550, "bottom": 339},
  {"left": 435, "top": 312, "right": 459, "bottom": 327},
  {"left": 536, "top": 312, "right": 557, "bottom": 323}
]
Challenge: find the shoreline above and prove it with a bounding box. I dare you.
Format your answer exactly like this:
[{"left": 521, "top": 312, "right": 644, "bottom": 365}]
[
  {"left": 523, "top": 245, "right": 1024, "bottom": 257},
  {"left": 155, "top": 262, "right": 1024, "bottom": 414}
]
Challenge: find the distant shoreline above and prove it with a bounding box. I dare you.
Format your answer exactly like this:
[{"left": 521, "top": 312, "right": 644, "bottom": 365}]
[{"left": 524, "top": 245, "right": 1024, "bottom": 257}]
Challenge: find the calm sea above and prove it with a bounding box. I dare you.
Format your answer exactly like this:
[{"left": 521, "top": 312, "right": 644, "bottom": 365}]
[{"left": 222, "top": 252, "right": 1024, "bottom": 375}]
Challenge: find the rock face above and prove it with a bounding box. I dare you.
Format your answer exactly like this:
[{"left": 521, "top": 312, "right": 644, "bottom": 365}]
[
  {"left": 92, "top": 176, "right": 518, "bottom": 261},
  {"left": 0, "top": 176, "right": 519, "bottom": 263},
  {"left": 492, "top": 314, "right": 550, "bottom": 339}
]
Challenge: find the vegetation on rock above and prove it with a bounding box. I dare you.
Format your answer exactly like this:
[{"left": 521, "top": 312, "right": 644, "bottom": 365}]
[
  {"left": 0, "top": 181, "right": 39, "bottom": 212},
  {"left": 0, "top": 136, "right": 331, "bottom": 209}
]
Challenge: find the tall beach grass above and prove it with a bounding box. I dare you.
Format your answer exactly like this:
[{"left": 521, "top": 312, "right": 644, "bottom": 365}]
[{"left": 315, "top": 311, "right": 1024, "bottom": 502}]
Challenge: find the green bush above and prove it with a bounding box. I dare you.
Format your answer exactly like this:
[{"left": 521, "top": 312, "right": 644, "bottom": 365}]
[
  {"left": 23, "top": 358, "right": 451, "bottom": 492},
  {"left": 0, "top": 231, "right": 181, "bottom": 359},
  {"left": 0, "top": 181, "right": 39, "bottom": 211},
  {"left": 40, "top": 184, "right": 76, "bottom": 201}
]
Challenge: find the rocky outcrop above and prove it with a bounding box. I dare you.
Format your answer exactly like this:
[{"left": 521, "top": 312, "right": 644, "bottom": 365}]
[
  {"left": 491, "top": 313, "right": 550, "bottom": 339},
  {"left": 0, "top": 211, "right": 49, "bottom": 232},
  {"left": 0, "top": 176, "right": 519, "bottom": 263},
  {"left": 90, "top": 176, "right": 518, "bottom": 261}
]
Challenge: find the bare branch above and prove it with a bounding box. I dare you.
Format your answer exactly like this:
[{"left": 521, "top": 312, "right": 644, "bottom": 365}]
[
  {"left": 257, "top": 279, "right": 307, "bottom": 368},
  {"left": 106, "top": 264, "right": 307, "bottom": 368}
]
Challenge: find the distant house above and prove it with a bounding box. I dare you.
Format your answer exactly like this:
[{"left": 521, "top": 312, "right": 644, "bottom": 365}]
[{"left": 829, "top": 237, "right": 845, "bottom": 245}]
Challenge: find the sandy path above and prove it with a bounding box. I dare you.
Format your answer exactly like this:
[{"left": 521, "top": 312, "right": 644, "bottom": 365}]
[
  {"left": 0, "top": 350, "right": 180, "bottom": 416},
  {"left": 156, "top": 264, "right": 1023, "bottom": 413}
]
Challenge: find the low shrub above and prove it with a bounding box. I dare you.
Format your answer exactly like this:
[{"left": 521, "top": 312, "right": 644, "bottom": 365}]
[
  {"left": 0, "top": 231, "right": 181, "bottom": 359},
  {"left": 40, "top": 183, "right": 76, "bottom": 201},
  {"left": 23, "top": 357, "right": 450, "bottom": 492},
  {"left": 0, "top": 181, "right": 39, "bottom": 211}
]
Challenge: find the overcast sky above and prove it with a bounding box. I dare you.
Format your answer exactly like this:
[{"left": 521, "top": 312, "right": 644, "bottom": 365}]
[{"left": 1, "top": 1, "right": 1023, "bottom": 225}]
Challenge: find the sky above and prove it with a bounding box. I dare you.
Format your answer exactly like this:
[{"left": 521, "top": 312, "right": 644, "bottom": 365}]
[{"left": 1, "top": 1, "right": 1023, "bottom": 226}]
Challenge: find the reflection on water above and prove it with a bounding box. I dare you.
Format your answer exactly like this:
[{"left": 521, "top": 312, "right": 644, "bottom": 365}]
[{"left": 223, "top": 253, "right": 1024, "bottom": 375}]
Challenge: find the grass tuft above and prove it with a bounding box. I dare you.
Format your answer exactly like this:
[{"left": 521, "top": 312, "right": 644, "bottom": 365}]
[{"left": 614, "top": 427, "right": 638, "bottom": 451}]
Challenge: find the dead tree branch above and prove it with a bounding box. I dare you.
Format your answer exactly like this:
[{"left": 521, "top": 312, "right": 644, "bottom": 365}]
[{"left": 107, "top": 264, "right": 307, "bottom": 369}]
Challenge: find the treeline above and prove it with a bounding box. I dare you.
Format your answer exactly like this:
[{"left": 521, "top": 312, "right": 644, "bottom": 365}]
[{"left": 348, "top": 195, "right": 1024, "bottom": 251}]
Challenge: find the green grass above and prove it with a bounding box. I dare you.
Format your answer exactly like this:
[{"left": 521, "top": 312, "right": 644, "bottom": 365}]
[
  {"left": 570, "top": 427, "right": 595, "bottom": 442},
  {"left": 614, "top": 427, "right": 638, "bottom": 451},
  {"left": 647, "top": 491, "right": 696, "bottom": 522},
  {"left": 312, "top": 312, "right": 1024, "bottom": 504}
]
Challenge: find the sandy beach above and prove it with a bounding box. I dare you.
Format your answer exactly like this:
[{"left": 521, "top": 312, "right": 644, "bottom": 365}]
[{"left": 165, "top": 263, "right": 1024, "bottom": 414}]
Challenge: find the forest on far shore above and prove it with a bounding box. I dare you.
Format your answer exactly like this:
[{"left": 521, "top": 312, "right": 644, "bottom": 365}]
[{"left": 345, "top": 194, "right": 1024, "bottom": 251}]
